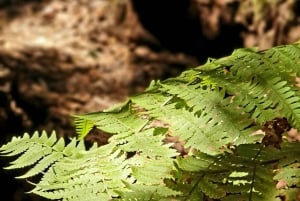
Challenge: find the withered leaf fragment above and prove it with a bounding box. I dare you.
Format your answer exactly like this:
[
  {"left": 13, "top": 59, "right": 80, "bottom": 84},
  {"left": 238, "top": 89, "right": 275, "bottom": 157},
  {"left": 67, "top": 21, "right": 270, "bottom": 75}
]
[{"left": 261, "top": 117, "right": 291, "bottom": 149}]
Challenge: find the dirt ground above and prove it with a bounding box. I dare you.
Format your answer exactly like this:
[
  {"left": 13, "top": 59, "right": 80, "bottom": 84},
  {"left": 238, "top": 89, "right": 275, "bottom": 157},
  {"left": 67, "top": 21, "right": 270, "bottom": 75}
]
[{"left": 0, "top": 0, "right": 300, "bottom": 200}]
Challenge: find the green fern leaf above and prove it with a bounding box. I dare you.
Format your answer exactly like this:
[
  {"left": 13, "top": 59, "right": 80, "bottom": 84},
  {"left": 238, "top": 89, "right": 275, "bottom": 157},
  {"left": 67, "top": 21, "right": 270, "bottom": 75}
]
[
  {"left": 273, "top": 142, "right": 300, "bottom": 199},
  {"left": 1, "top": 131, "right": 59, "bottom": 173},
  {"left": 30, "top": 141, "right": 131, "bottom": 200},
  {"left": 4, "top": 144, "right": 52, "bottom": 170},
  {"left": 199, "top": 177, "right": 226, "bottom": 199},
  {"left": 172, "top": 144, "right": 281, "bottom": 201},
  {"left": 117, "top": 181, "right": 180, "bottom": 201},
  {"left": 3, "top": 42, "right": 300, "bottom": 200},
  {"left": 72, "top": 114, "right": 96, "bottom": 139}
]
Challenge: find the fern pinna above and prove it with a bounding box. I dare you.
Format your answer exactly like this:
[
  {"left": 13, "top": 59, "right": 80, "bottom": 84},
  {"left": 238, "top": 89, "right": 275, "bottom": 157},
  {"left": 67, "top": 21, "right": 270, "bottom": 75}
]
[{"left": 2, "top": 43, "right": 300, "bottom": 200}]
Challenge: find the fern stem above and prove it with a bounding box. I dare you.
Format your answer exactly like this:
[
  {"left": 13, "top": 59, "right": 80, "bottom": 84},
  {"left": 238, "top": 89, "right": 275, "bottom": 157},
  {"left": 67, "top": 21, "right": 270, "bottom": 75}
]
[
  {"left": 183, "top": 172, "right": 205, "bottom": 201},
  {"left": 249, "top": 145, "right": 263, "bottom": 201},
  {"left": 137, "top": 119, "right": 150, "bottom": 132},
  {"left": 184, "top": 155, "right": 227, "bottom": 201},
  {"left": 162, "top": 96, "right": 173, "bottom": 106}
]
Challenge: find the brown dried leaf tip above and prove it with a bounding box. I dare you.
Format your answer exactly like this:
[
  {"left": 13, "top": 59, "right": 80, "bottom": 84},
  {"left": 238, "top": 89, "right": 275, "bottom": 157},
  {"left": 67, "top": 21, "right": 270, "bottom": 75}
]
[{"left": 262, "top": 117, "right": 291, "bottom": 149}]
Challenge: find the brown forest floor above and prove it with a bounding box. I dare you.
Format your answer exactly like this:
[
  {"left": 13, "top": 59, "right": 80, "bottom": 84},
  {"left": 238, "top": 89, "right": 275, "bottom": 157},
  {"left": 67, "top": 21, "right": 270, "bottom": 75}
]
[{"left": 0, "top": 0, "right": 300, "bottom": 200}]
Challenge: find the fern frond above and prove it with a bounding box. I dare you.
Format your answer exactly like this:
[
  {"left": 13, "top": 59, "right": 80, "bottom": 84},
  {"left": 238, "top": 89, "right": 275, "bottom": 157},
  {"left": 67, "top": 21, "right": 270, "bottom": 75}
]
[
  {"left": 117, "top": 181, "right": 180, "bottom": 201},
  {"left": 72, "top": 114, "right": 96, "bottom": 139},
  {"left": 72, "top": 100, "right": 130, "bottom": 139},
  {"left": 0, "top": 130, "right": 177, "bottom": 200},
  {"left": 266, "top": 44, "right": 300, "bottom": 76},
  {"left": 0, "top": 131, "right": 129, "bottom": 200},
  {"left": 170, "top": 144, "right": 281, "bottom": 201},
  {"left": 273, "top": 142, "right": 300, "bottom": 199},
  {"left": 132, "top": 82, "right": 259, "bottom": 155},
  {"left": 27, "top": 136, "right": 131, "bottom": 200},
  {"left": 74, "top": 103, "right": 149, "bottom": 140},
  {"left": 3, "top": 43, "right": 300, "bottom": 200},
  {"left": 0, "top": 131, "right": 62, "bottom": 177},
  {"left": 33, "top": 152, "right": 129, "bottom": 200}
]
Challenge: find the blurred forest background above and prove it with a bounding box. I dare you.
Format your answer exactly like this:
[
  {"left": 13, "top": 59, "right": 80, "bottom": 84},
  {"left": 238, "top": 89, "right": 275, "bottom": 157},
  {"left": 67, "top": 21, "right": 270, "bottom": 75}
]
[{"left": 0, "top": 0, "right": 300, "bottom": 200}]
